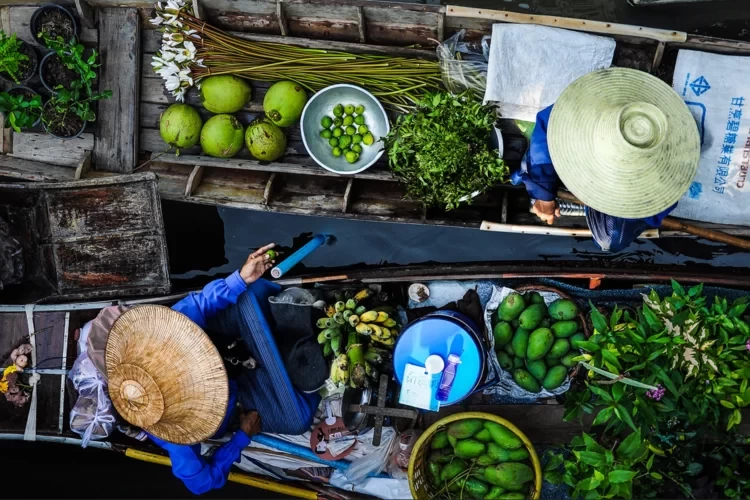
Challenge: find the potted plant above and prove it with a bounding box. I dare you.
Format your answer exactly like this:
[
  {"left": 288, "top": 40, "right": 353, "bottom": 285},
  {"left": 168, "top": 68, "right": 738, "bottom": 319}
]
[
  {"left": 42, "top": 81, "right": 111, "bottom": 138},
  {"left": 30, "top": 4, "right": 78, "bottom": 45},
  {"left": 0, "top": 31, "right": 39, "bottom": 84},
  {"left": 39, "top": 35, "right": 96, "bottom": 94},
  {"left": 0, "top": 86, "right": 43, "bottom": 132}
]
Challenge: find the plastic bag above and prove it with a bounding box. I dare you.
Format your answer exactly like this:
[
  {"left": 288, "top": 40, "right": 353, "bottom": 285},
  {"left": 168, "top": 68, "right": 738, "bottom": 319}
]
[
  {"left": 437, "top": 29, "right": 490, "bottom": 99},
  {"left": 68, "top": 351, "right": 116, "bottom": 447},
  {"left": 386, "top": 429, "right": 422, "bottom": 480},
  {"left": 340, "top": 427, "right": 397, "bottom": 483}
]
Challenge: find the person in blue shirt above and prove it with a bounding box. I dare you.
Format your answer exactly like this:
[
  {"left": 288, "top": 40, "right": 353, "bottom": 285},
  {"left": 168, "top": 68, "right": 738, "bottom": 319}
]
[
  {"left": 512, "top": 106, "right": 674, "bottom": 253},
  {"left": 118, "top": 243, "right": 276, "bottom": 496}
]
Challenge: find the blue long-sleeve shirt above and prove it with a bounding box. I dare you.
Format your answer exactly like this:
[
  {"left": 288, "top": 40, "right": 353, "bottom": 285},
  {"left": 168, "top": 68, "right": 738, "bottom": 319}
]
[
  {"left": 511, "top": 105, "right": 675, "bottom": 252},
  {"left": 150, "top": 271, "right": 252, "bottom": 496}
]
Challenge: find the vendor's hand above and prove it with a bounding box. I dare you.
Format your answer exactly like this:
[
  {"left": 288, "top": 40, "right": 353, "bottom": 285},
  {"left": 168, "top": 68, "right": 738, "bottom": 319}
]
[
  {"left": 531, "top": 200, "right": 560, "bottom": 225},
  {"left": 240, "top": 411, "right": 262, "bottom": 437},
  {"left": 240, "top": 243, "right": 276, "bottom": 284}
]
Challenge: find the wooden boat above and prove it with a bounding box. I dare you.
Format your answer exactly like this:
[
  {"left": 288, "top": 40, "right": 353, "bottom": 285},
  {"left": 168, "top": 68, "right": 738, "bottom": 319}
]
[
  {"left": 0, "top": 173, "right": 170, "bottom": 303},
  {"left": 0, "top": 0, "right": 749, "bottom": 239}
]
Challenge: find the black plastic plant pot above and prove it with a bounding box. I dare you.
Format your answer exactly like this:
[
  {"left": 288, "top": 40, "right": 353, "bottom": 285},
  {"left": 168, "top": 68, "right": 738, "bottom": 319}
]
[
  {"left": 41, "top": 101, "right": 86, "bottom": 139},
  {"left": 7, "top": 85, "right": 43, "bottom": 129},
  {"left": 30, "top": 4, "right": 79, "bottom": 46},
  {"left": 38, "top": 51, "right": 58, "bottom": 94},
  {"left": 0, "top": 41, "right": 39, "bottom": 85}
]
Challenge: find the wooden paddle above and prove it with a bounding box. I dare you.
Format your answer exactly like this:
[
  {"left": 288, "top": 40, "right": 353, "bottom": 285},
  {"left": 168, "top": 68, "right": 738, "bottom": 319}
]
[{"left": 555, "top": 190, "right": 750, "bottom": 251}]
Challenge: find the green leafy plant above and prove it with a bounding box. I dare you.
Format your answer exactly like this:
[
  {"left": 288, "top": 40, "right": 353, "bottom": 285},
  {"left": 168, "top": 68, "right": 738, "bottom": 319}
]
[
  {"left": 0, "top": 31, "right": 29, "bottom": 83},
  {"left": 383, "top": 91, "right": 508, "bottom": 210},
  {"left": 42, "top": 35, "right": 101, "bottom": 96},
  {"left": 0, "top": 90, "right": 42, "bottom": 132},
  {"left": 42, "top": 81, "right": 111, "bottom": 136},
  {"left": 551, "top": 282, "right": 750, "bottom": 499}
]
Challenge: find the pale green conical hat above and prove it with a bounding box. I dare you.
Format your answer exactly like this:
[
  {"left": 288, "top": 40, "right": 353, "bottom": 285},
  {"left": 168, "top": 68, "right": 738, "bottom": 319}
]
[{"left": 548, "top": 67, "right": 700, "bottom": 219}]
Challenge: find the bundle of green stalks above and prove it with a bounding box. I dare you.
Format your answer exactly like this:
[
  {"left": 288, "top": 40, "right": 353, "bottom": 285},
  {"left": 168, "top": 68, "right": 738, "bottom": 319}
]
[{"left": 180, "top": 13, "right": 443, "bottom": 112}]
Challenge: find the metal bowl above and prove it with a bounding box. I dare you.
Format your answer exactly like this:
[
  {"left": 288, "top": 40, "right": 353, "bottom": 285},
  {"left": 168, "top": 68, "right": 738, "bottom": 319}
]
[{"left": 300, "top": 84, "right": 390, "bottom": 175}]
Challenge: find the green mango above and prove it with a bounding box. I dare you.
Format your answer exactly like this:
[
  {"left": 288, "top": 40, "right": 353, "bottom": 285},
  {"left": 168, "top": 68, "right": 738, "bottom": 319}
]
[
  {"left": 448, "top": 418, "right": 485, "bottom": 439},
  {"left": 547, "top": 339, "right": 571, "bottom": 359},
  {"left": 455, "top": 439, "right": 486, "bottom": 459},
  {"left": 561, "top": 352, "right": 578, "bottom": 368},
  {"left": 511, "top": 328, "right": 531, "bottom": 360},
  {"left": 432, "top": 430, "right": 449, "bottom": 449},
  {"left": 475, "top": 428, "right": 493, "bottom": 443},
  {"left": 527, "top": 328, "right": 554, "bottom": 361},
  {"left": 484, "top": 486, "right": 507, "bottom": 500},
  {"left": 548, "top": 299, "right": 578, "bottom": 320},
  {"left": 518, "top": 303, "right": 547, "bottom": 330},
  {"left": 525, "top": 291, "right": 545, "bottom": 304},
  {"left": 497, "top": 493, "right": 526, "bottom": 500},
  {"left": 543, "top": 365, "right": 568, "bottom": 391},
  {"left": 493, "top": 321, "right": 513, "bottom": 348},
  {"left": 545, "top": 354, "right": 562, "bottom": 367},
  {"left": 429, "top": 448, "right": 454, "bottom": 464},
  {"left": 463, "top": 478, "right": 490, "bottom": 498},
  {"left": 497, "top": 293, "right": 526, "bottom": 321},
  {"left": 512, "top": 356, "right": 525, "bottom": 369},
  {"left": 504, "top": 342, "right": 515, "bottom": 357},
  {"left": 441, "top": 459, "right": 468, "bottom": 482},
  {"left": 476, "top": 454, "right": 499, "bottom": 466},
  {"left": 551, "top": 320, "right": 579, "bottom": 338},
  {"left": 496, "top": 351, "right": 513, "bottom": 372},
  {"left": 526, "top": 359, "right": 547, "bottom": 382},
  {"left": 484, "top": 421, "right": 523, "bottom": 450},
  {"left": 570, "top": 332, "right": 587, "bottom": 348},
  {"left": 488, "top": 443, "right": 531, "bottom": 462},
  {"left": 448, "top": 434, "right": 458, "bottom": 449},
  {"left": 427, "top": 461, "right": 442, "bottom": 485},
  {"left": 514, "top": 368, "right": 541, "bottom": 393},
  {"left": 484, "top": 463, "right": 534, "bottom": 490}
]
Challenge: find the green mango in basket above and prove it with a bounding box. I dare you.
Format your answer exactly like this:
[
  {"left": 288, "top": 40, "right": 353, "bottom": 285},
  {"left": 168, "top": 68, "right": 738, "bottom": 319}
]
[
  {"left": 497, "top": 293, "right": 526, "bottom": 321},
  {"left": 548, "top": 299, "right": 579, "bottom": 320},
  {"left": 483, "top": 421, "right": 523, "bottom": 450},
  {"left": 484, "top": 462, "right": 534, "bottom": 490},
  {"left": 448, "top": 418, "right": 485, "bottom": 439},
  {"left": 519, "top": 303, "right": 547, "bottom": 330},
  {"left": 551, "top": 320, "right": 578, "bottom": 338}
]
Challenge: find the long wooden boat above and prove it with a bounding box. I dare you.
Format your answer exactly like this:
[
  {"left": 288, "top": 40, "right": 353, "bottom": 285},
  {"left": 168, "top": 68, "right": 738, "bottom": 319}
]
[
  {"left": 0, "top": 173, "right": 171, "bottom": 303},
  {"left": 0, "top": 0, "right": 749, "bottom": 239}
]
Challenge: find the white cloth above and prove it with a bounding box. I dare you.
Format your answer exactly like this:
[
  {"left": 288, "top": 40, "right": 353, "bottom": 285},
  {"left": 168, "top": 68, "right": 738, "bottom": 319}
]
[
  {"left": 671, "top": 49, "right": 750, "bottom": 226},
  {"left": 484, "top": 24, "right": 615, "bottom": 121}
]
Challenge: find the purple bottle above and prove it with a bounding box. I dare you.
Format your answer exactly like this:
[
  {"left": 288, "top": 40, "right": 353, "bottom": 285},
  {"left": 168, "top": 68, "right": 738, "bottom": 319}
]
[{"left": 435, "top": 354, "right": 461, "bottom": 402}]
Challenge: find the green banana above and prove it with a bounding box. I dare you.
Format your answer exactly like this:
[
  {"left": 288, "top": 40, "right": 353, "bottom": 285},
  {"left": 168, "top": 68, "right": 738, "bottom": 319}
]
[
  {"left": 345, "top": 299, "right": 357, "bottom": 310},
  {"left": 317, "top": 331, "right": 328, "bottom": 344},
  {"left": 331, "top": 334, "right": 342, "bottom": 355},
  {"left": 348, "top": 314, "right": 360, "bottom": 327},
  {"left": 383, "top": 318, "right": 397, "bottom": 328},
  {"left": 323, "top": 340, "right": 332, "bottom": 357},
  {"left": 316, "top": 318, "right": 329, "bottom": 329},
  {"left": 323, "top": 328, "right": 339, "bottom": 340},
  {"left": 333, "top": 312, "right": 346, "bottom": 325},
  {"left": 342, "top": 310, "right": 353, "bottom": 321},
  {"left": 334, "top": 301, "right": 346, "bottom": 313},
  {"left": 364, "top": 349, "right": 384, "bottom": 366},
  {"left": 354, "top": 305, "right": 367, "bottom": 316}
]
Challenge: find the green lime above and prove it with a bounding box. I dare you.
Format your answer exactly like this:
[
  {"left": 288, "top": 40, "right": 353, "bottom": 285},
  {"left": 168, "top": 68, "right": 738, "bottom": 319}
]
[
  {"left": 332, "top": 127, "right": 343, "bottom": 138},
  {"left": 345, "top": 126, "right": 356, "bottom": 136},
  {"left": 265, "top": 249, "right": 277, "bottom": 260},
  {"left": 321, "top": 116, "right": 333, "bottom": 128},
  {"left": 320, "top": 129, "right": 332, "bottom": 139},
  {"left": 343, "top": 115, "right": 354, "bottom": 126},
  {"left": 344, "top": 104, "right": 355, "bottom": 115},
  {"left": 345, "top": 150, "right": 358, "bottom": 163},
  {"left": 352, "top": 144, "right": 362, "bottom": 154},
  {"left": 355, "top": 105, "right": 365, "bottom": 114},
  {"left": 333, "top": 117, "right": 343, "bottom": 127},
  {"left": 352, "top": 134, "right": 362, "bottom": 144},
  {"left": 354, "top": 115, "right": 365, "bottom": 125},
  {"left": 357, "top": 125, "right": 368, "bottom": 134},
  {"left": 362, "top": 133, "right": 375, "bottom": 146},
  {"left": 332, "top": 147, "right": 343, "bottom": 157},
  {"left": 328, "top": 137, "right": 339, "bottom": 148},
  {"left": 333, "top": 104, "right": 344, "bottom": 117},
  {"left": 338, "top": 135, "right": 352, "bottom": 148}
]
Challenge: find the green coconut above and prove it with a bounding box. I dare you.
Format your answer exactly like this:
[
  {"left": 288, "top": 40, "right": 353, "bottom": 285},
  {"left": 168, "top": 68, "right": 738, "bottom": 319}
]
[
  {"left": 245, "top": 117, "right": 286, "bottom": 161},
  {"left": 159, "top": 103, "right": 202, "bottom": 151},
  {"left": 263, "top": 81, "right": 308, "bottom": 127},
  {"left": 200, "top": 75, "right": 252, "bottom": 113},
  {"left": 200, "top": 114, "right": 245, "bottom": 158}
]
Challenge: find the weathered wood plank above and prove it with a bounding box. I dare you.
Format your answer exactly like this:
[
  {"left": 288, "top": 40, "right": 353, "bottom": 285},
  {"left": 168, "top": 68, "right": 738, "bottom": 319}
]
[
  {"left": 75, "top": 0, "right": 96, "bottom": 29},
  {"left": 94, "top": 8, "right": 140, "bottom": 173},
  {"left": 74, "top": 150, "right": 92, "bottom": 180},
  {"left": 185, "top": 165, "right": 204, "bottom": 196},
  {"left": 8, "top": 6, "right": 98, "bottom": 45},
  {"left": 0, "top": 155, "right": 75, "bottom": 181},
  {"left": 10, "top": 132, "right": 94, "bottom": 168},
  {"left": 32, "top": 311, "right": 67, "bottom": 433}
]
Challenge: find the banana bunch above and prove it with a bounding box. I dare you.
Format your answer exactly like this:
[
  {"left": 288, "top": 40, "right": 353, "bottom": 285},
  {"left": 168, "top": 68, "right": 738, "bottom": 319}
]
[
  {"left": 317, "top": 288, "right": 377, "bottom": 356},
  {"left": 329, "top": 354, "right": 350, "bottom": 386},
  {"left": 352, "top": 310, "right": 399, "bottom": 347}
]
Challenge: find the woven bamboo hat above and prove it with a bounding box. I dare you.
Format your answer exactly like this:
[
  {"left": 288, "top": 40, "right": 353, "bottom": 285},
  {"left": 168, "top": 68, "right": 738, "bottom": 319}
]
[
  {"left": 548, "top": 67, "right": 700, "bottom": 219},
  {"left": 105, "top": 305, "right": 229, "bottom": 445}
]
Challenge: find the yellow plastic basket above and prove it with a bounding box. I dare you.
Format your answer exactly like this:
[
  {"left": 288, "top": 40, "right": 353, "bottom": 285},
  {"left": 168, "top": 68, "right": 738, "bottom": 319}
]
[{"left": 408, "top": 412, "right": 543, "bottom": 500}]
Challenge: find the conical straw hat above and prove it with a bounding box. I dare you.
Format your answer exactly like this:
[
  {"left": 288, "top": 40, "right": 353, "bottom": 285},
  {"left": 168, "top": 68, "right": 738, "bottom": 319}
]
[
  {"left": 105, "top": 305, "right": 229, "bottom": 445},
  {"left": 548, "top": 68, "right": 700, "bottom": 219}
]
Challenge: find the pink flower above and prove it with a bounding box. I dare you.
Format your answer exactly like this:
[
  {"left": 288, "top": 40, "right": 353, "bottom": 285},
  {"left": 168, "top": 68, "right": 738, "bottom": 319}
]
[
  {"left": 745, "top": 339, "right": 750, "bottom": 351},
  {"left": 646, "top": 384, "right": 666, "bottom": 401}
]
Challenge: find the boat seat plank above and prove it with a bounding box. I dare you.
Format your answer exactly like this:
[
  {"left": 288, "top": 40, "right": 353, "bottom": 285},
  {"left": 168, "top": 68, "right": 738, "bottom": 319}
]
[
  {"left": 94, "top": 8, "right": 140, "bottom": 173},
  {"left": 10, "top": 132, "right": 94, "bottom": 168},
  {"left": 0, "top": 155, "right": 75, "bottom": 182},
  {"left": 8, "top": 6, "right": 98, "bottom": 45},
  {"left": 32, "top": 311, "right": 69, "bottom": 434}
]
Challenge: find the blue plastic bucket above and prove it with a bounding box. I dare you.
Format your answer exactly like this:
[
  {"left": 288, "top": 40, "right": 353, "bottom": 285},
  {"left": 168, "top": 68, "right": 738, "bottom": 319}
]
[{"left": 393, "top": 310, "right": 487, "bottom": 406}]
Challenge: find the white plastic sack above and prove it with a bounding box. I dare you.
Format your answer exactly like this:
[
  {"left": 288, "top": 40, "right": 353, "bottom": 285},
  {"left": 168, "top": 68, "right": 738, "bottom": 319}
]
[
  {"left": 671, "top": 49, "right": 750, "bottom": 226},
  {"left": 483, "top": 286, "right": 572, "bottom": 399},
  {"left": 68, "top": 351, "right": 115, "bottom": 447},
  {"left": 484, "top": 24, "right": 615, "bottom": 121}
]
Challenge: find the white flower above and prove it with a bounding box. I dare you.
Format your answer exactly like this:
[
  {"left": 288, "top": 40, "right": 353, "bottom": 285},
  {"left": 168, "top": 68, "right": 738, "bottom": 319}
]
[
  {"left": 159, "top": 49, "right": 177, "bottom": 62},
  {"left": 194, "top": 58, "right": 205, "bottom": 68},
  {"left": 178, "top": 69, "right": 193, "bottom": 86},
  {"left": 165, "top": 74, "right": 181, "bottom": 91},
  {"left": 150, "top": 14, "right": 164, "bottom": 26},
  {"left": 175, "top": 41, "right": 196, "bottom": 63},
  {"left": 173, "top": 87, "right": 187, "bottom": 102}
]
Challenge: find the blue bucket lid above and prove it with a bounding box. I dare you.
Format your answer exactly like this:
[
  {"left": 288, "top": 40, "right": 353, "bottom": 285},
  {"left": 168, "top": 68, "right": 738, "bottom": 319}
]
[{"left": 394, "top": 314, "right": 483, "bottom": 405}]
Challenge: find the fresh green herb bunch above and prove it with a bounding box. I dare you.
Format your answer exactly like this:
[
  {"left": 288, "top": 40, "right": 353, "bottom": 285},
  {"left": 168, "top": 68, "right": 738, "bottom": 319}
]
[
  {"left": 42, "top": 35, "right": 101, "bottom": 96},
  {"left": 383, "top": 91, "right": 507, "bottom": 210},
  {"left": 0, "top": 90, "right": 42, "bottom": 132},
  {"left": 0, "top": 31, "right": 29, "bottom": 83}
]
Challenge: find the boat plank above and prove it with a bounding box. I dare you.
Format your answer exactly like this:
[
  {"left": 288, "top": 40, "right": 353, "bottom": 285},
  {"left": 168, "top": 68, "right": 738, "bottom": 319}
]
[
  {"left": 94, "top": 8, "right": 141, "bottom": 173},
  {"left": 0, "top": 155, "right": 75, "bottom": 182},
  {"left": 138, "top": 127, "right": 307, "bottom": 157},
  {"left": 10, "top": 132, "right": 94, "bottom": 168},
  {"left": 32, "top": 311, "right": 67, "bottom": 433},
  {"left": 140, "top": 77, "right": 265, "bottom": 112},
  {"left": 8, "top": 6, "right": 98, "bottom": 45}
]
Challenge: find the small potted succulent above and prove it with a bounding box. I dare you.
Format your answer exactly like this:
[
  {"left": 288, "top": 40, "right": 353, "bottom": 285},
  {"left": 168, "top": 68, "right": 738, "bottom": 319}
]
[
  {"left": 0, "top": 86, "right": 43, "bottom": 132},
  {"left": 41, "top": 81, "right": 111, "bottom": 138},
  {"left": 0, "top": 31, "right": 39, "bottom": 84},
  {"left": 30, "top": 4, "right": 79, "bottom": 45}
]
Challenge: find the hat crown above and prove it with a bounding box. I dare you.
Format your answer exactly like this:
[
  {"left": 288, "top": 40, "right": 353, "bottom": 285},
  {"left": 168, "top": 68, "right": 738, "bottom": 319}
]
[{"left": 616, "top": 102, "right": 667, "bottom": 151}]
